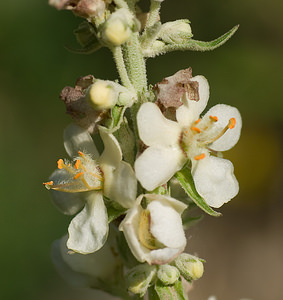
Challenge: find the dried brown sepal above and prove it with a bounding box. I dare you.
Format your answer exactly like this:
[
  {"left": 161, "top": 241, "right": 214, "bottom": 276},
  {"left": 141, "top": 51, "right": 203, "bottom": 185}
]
[
  {"left": 154, "top": 68, "right": 199, "bottom": 111},
  {"left": 49, "top": 0, "right": 108, "bottom": 19},
  {"left": 60, "top": 75, "right": 107, "bottom": 133}
]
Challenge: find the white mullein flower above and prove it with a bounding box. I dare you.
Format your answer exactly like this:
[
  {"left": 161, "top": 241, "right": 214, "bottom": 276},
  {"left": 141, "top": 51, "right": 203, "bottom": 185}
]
[
  {"left": 119, "top": 194, "right": 187, "bottom": 265},
  {"left": 134, "top": 75, "right": 242, "bottom": 208},
  {"left": 44, "top": 123, "right": 137, "bottom": 254}
]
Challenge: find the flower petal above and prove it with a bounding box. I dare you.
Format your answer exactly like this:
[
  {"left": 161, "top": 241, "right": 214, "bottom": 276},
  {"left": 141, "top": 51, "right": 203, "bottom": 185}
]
[
  {"left": 64, "top": 123, "right": 99, "bottom": 159},
  {"left": 148, "top": 198, "right": 186, "bottom": 248},
  {"left": 67, "top": 192, "right": 108, "bottom": 254},
  {"left": 107, "top": 161, "right": 137, "bottom": 208},
  {"left": 137, "top": 102, "right": 181, "bottom": 147},
  {"left": 203, "top": 104, "right": 242, "bottom": 151},
  {"left": 176, "top": 75, "right": 210, "bottom": 126},
  {"left": 135, "top": 146, "right": 186, "bottom": 191},
  {"left": 192, "top": 156, "right": 239, "bottom": 208}
]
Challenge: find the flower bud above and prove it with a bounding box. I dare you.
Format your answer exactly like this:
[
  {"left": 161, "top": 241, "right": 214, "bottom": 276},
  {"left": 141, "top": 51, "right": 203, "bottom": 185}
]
[
  {"left": 87, "top": 80, "right": 118, "bottom": 109},
  {"left": 101, "top": 8, "right": 140, "bottom": 46},
  {"left": 126, "top": 264, "right": 157, "bottom": 296},
  {"left": 157, "top": 264, "right": 180, "bottom": 285},
  {"left": 173, "top": 253, "right": 204, "bottom": 281},
  {"left": 158, "top": 20, "right": 192, "bottom": 44}
]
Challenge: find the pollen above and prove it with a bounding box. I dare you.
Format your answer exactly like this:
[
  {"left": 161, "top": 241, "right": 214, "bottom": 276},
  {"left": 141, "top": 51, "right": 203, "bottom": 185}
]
[
  {"left": 74, "top": 159, "right": 81, "bottom": 170},
  {"left": 209, "top": 115, "right": 218, "bottom": 122},
  {"left": 228, "top": 118, "right": 236, "bottom": 129},
  {"left": 191, "top": 127, "right": 201, "bottom": 133},
  {"left": 57, "top": 159, "right": 64, "bottom": 169},
  {"left": 74, "top": 172, "right": 84, "bottom": 179},
  {"left": 194, "top": 153, "right": 206, "bottom": 160}
]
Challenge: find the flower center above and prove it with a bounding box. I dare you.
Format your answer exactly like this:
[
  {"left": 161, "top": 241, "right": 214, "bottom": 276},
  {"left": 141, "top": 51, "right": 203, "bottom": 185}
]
[
  {"left": 181, "top": 115, "right": 236, "bottom": 161},
  {"left": 43, "top": 151, "right": 104, "bottom": 192}
]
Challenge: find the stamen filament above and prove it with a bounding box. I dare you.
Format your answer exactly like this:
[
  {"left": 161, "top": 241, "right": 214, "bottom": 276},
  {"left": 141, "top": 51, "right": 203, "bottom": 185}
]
[{"left": 74, "top": 172, "right": 84, "bottom": 179}]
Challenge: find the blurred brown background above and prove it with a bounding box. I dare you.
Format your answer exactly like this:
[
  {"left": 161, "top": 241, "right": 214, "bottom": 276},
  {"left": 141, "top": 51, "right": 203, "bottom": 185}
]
[{"left": 0, "top": 0, "right": 282, "bottom": 299}]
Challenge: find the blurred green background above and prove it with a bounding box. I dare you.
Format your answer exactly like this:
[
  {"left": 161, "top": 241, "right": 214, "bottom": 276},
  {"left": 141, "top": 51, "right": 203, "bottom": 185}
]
[{"left": 0, "top": 0, "right": 282, "bottom": 299}]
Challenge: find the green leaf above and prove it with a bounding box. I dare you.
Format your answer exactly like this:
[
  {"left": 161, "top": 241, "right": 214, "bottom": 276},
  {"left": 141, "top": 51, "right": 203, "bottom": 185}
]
[
  {"left": 109, "top": 105, "right": 128, "bottom": 131},
  {"left": 174, "top": 167, "right": 221, "bottom": 217},
  {"left": 154, "top": 279, "right": 186, "bottom": 300},
  {"left": 144, "top": 25, "right": 239, "bottom": 57},
  {"left": 103, "top": 196, "right": 127, "bottom": 223}
]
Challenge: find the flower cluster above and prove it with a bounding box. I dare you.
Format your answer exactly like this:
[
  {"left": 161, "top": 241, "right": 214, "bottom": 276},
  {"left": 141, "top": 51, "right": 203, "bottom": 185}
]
[{"left": 46, "top": 0, "right": 241, "bottom": 299}]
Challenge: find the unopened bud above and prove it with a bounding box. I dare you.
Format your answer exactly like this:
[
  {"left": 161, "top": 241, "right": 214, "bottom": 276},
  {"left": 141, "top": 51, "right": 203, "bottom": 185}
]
[
  {"left": 101, "top": 8, "right": 140, "bottom": 46},
  {"left": 87, "top": 80, "right": 118, "bottom": 110},
  {"left": 159, "top": 20, "right": 192, "bottom": 44},
  {"left": 157, "top": 264, "right": 180, "bottom": 285},
  {"left": 173, "top": 253, "right": 204, "bottom": 281},
  {"left": 126, "top": 264, "right": 157, "bottom": 296}
]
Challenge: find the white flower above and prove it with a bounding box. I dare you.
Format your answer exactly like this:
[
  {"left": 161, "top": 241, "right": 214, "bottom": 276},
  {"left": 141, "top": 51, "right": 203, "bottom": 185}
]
[
  {"left": 119, "top": 194, "right": 187, "bottom": 265},
  {"left": 44, "top": 123, "right": 137, "bottom": 254},
  {"left": 134, "top": 75, "right": 242, "bottom": 208}
]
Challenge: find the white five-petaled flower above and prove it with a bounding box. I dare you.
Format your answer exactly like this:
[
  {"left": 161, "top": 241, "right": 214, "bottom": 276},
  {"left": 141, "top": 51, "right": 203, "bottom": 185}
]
[
  {"left": 134, "top": 75, "right": 242, "bottom": 208},
  {"left": 119, "top": 194, "right": 187, "bottom": 265},
  {"left": 44, "top": 123, "right": 137, "bottom": 254}
]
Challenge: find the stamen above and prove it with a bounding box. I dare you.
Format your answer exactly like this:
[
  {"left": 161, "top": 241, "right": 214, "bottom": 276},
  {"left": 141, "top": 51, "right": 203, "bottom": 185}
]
[
  {"left": 57, "top": 159, "right": 64, "bottom": 169},
  {"left": 191, "top": 127, "right": 201, "bottom": 133},
  {"left": 229, "top": 118, "right": 236, "bottom": 129},
  {"left": 74, "top": 159, "right": 81, "bottom": 170},
  {"left": 194, "top": 153, "right": 206, "bottom": 160},
  {"left": 195, "top": 118, "right": 201, "bottom": 124},
  {"left": 74, "top": 172, "right": 84, "bottom": 179},
  {"left": 138, "top": 210, "right": 158, "bottom": 250},
  {"left": 43, "top": 181, "right": 53, "bottom": 186},
  {"left": 209, "top": 115, "right": 218, "bottom": 122},
  {"left": 78, "top": 151, "right": 84, "bottom": 157}
]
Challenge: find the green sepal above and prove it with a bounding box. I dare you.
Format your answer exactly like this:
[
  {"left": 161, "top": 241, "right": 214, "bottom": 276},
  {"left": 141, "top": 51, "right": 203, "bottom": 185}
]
[
  {"left": 109, "top": 105, "right": 128, "bottom": 131},
  {"left": 151, "top": 279, "right": 186, "bottom": 300},
  {"left": 174, "top": 167, "right": 221, "bottom": 217},
  {"left": 182, "top": 214, "right": 203, "bottom": 230},
  {"left": 144, "top": 25, "right": 239, "bottom": 57},
  {"left": 103, "top": 196, "right": 127, "bottom": 223}
]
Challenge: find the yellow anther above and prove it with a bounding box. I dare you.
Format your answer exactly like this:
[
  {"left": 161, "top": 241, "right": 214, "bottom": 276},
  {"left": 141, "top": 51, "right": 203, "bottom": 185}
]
[
  {"left": 191, "top": 127, "right": 201, "bottom": 133},
  {"left": 57, "top": 159, "right": 64, "bottom": 169},
  {"left": 229, "top": 118, "right": 236, "bottom": 129},
  {"left": 74, "top": 159, "right": 81, "bottom": 170},
  {"left": 194, "top": 153, "right": 206, "bottom": 160},
  {"left": 74, "top": 172, "right": 84, "bottom": 179},
  {"left": 209, "top": 115, "right": 218, "bottom": 122}
]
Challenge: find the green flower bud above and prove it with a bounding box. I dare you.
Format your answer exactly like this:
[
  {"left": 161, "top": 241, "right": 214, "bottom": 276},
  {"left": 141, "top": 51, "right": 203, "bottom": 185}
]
[
  {"left": 158, "top": 20, "right": 193, "bottom": 44},
  {"left": 173, "top": 253, "right": 204, "bottom": 281},
  {"left": 101, "top": 8, "right": 140, "bottom": 46},
  {"left": 126, "top": 264, "right": 157, "bottom": 297},
  {"left": 157, "top": 264, "right": 180, "bottom": 285}
]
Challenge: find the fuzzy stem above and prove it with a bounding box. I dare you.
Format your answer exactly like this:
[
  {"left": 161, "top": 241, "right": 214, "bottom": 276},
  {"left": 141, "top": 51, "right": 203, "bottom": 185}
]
[{"left": 145, "top": 0, "right": 162, "bottom": 29}]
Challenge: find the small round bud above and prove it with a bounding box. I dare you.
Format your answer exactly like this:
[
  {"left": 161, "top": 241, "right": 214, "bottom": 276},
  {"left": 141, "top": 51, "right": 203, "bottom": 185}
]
[
  {"left": 126, "top": 264, "right": 157, "bottom": 297},
  {"left": 173, "top": 253, "right": 204, "bottom": 281},
  {"left": 157, "top": 264, "right": 180, "bottom": 285},
  {"left": 101, "top": 9, "right": 140, "bottom": 46},
  {"left": 159, "top": 20, "right": 193, "bottom": 44},
  {"left": 87, "top": 80, "right": 118, "bottom": 110}
]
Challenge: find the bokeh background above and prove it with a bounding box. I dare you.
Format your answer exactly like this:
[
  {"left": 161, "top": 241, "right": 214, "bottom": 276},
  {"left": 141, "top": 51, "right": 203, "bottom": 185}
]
[{"left": 1, "top": 0, "right": 282, "bottom": 299}]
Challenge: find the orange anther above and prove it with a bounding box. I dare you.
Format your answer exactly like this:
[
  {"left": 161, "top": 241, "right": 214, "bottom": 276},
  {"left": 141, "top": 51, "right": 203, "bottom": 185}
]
[
  {"left": 43, "top": 181, "right": 53, "bottom": 186},
  {"left": 78, "top": 151, "right": 84, "bottom": 157},
  {"left": 75, "top": 160, "right": 80, "bottom": 170},
  {"left": 57, "top": 159, "right": 64, "bottom": 169},
  {"left": 191, "top": 127, "right": 201, "bottom": 133},
  {"left": 74, "top": 172, "right": 84, "bottom": 179},
  {"left": 229, "top": 118, "right": 236, "bottom": 129},
  {"left": 194, "top": 153, "right": 206, "bottom": 160},
  {"left": 195, "top": 118, "right": 201, "bottom": 124},
  {"left": 209, "top": 115, "right": 218, "bottom": 122}
]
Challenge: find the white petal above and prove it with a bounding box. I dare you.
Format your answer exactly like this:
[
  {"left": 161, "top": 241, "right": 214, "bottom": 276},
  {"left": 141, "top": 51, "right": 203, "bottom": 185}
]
[
  {"left": 107, "top": 161, "right": 137, "bottom": 208},
  {"left": 149, "top": 248, "right": 182, "bottom": 265},
  {"left": 119, "top": 197, "right": 149, "bottom": 263},
  {"left": 67, "top": 192, "right": 108, "bottom": 254},
  {"left": 64, "top": 123, "right": 99, "bottom": 158},
  {"left": 176, "top": 75, "right": 210, "bottom": 126},
  {"left": 203, "top": 104, "right": 242, "bottom": 151},
  {"left": 137, "top": 102, "right": 181, "bottom": 147},
  {"left": 148, "top": 200, "right": 186, "bottom": 248},
  {"left": 135, "top": 146, "right": 186, "bottom": 191},
  {"left": 192, "top": 156, "right": 239, "bottom": 208},
  {"left": 49, "top": 169, "right": 85, "bottom": 214}
]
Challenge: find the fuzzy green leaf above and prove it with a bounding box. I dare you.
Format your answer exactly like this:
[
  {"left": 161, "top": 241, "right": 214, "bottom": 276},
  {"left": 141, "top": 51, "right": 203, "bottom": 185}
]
[
  {"left": 154, "top": 279, "right": 186, "bottom": 300},
  {"left": 103, "top": 196, "right": 127, "bottom": 223},
  {"left": 174, "top": 167, "right": 221, "bottom": 217}
]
